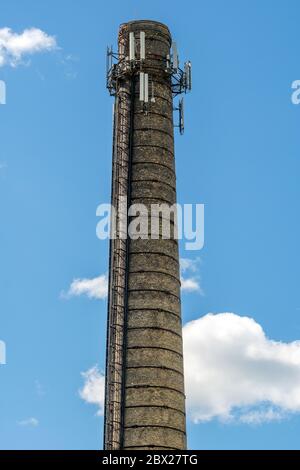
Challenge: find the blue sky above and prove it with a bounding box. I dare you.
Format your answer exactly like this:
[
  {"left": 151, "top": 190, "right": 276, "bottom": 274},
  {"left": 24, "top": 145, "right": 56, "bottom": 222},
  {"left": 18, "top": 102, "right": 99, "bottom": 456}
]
[{"left": 1, "top": 0, "right": 300, "bottom": 450}]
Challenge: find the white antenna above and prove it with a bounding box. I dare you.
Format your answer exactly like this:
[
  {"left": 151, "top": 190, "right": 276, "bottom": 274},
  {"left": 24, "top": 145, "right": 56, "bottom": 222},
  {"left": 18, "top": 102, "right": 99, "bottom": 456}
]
[
  {"left": 106, "top": 46, "right": 112, "bottom": 76},
  {"left": 172, "top": 42, "right": 179, "bottom": 71},
  {"left": 112, "top": 102, "right": 115, "bottom": 126},
  {"left": 139, "top": 72, "right": 149, "bottom": 104},
  {"left": 140, "top": 31, "right": 145, "bottom": 60},
  {"left": 151, "top": 80, "right": 155, "bottom": 103},
  {"left": 139, "top": 72, "right": 145, "bottom": 101},
  {"left": 129, "top": 32, "right": 135, "bottom": 61},
  {"left": 144, "top": 73, "right": 149, "bottom": 103},
  {"left": 184, "top": 61, "right": 192, "bottom": 91},
  {"left": 166, "top": 54, "right": 171, "bottom": 71}
]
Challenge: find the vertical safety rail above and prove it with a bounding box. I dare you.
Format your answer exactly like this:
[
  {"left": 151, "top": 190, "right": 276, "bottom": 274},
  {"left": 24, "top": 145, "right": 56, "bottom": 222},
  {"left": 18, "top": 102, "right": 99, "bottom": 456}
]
[{"left": 104, "top": 80, "right": 132, "bottom": 449}]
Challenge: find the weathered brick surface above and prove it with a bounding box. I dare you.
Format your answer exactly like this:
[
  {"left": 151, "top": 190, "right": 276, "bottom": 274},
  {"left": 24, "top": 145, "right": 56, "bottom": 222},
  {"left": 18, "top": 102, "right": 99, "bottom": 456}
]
[{"left": 121, "top": 20, "right": 186, "bottom": 450}]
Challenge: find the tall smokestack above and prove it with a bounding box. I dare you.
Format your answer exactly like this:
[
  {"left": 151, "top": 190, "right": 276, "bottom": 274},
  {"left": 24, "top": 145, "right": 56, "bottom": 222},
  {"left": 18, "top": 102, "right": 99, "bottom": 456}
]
[{"left": 104, "top": 20, "right": 190, "bottom": 450}]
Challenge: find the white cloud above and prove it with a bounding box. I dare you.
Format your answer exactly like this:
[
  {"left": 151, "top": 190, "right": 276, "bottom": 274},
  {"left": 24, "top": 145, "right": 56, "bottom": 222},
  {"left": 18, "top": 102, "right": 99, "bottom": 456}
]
[
  {"left": 0, "top": 27, "right": 57, "bottom": 67},
  {"left": 62, "top": 274, "right": 108, "bottom": 300},
  {"left": 35, "top": 379, "right": 45, "bottom": 397},
  {"left": 180, "top": 257, "right": 203, "bottom": 294},
  {"left": 183, "top": 313, "right": 300, "bottom": 424},
  {"left": 180, "top": 257, "right": 200, "bottom": 273},
  {"left": 181, "top": 277, "right": 201, "bottom": 292},
  {"left": 238, "top": 407, "right": 285, "bottom": 425},
  {"left": 18, "top": 417, "right": 39, "bottom": 427},
  {"left": 79, "top": 365, "right": 105, "bottom": 416}
]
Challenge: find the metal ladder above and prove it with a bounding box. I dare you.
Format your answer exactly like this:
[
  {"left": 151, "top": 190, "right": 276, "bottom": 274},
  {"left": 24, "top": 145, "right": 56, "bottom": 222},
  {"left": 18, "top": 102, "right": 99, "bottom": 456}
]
[{"left": 104, "top": 81, "right": 133, "bottom": 450}]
